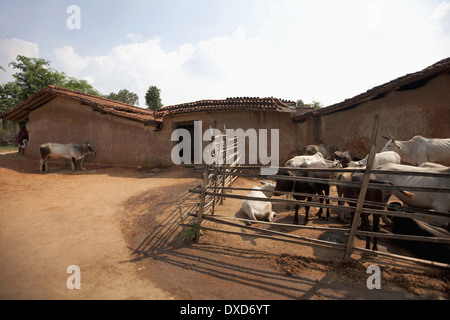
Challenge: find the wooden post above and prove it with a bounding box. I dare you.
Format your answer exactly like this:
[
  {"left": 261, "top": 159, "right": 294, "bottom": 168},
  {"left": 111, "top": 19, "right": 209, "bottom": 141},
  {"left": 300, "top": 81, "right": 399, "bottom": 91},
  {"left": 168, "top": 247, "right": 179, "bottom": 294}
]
[
  {"left": 344, "top": 115, "right": 380, "bottom": 261},
  {"left": 195, "top": 164, "right": 211, "bottom": 243}
]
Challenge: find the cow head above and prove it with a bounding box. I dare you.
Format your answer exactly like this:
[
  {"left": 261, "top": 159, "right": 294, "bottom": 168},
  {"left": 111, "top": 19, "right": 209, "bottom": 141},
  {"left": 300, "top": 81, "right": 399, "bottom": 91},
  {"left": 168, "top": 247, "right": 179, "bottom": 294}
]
[
  {"left": 273, "top": 168, "right": 295, "bottom": 196},
  {"left": 259, "top": 181, "right": 276, "bottom": 197},
  {"left": 84, "top": 140, "right": 97, "bottom": 155},
  {"left": 334, "top": 151, "right": 357, "bottom": 167},
  {"left": 381, "top": 135, "right": 402, "bottom": 152}
]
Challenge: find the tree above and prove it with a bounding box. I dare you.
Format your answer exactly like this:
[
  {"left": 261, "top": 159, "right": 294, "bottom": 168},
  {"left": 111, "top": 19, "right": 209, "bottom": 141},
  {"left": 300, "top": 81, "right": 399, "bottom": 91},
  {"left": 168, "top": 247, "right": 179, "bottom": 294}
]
[
  {"left": 8, "top": 55, "right": 66, "bottom": 102},
  {"left": 106, "top": 89, "right": 139, "bottom": 106},
  {"left": 145, "top": 86, "right": 163, "bottom": 111},
  {"left": 296, "top": 99, "right": 305, "bottom": 107},
  {"left": 0, "top": 55, "right": 103, "bottom": 113},
  {"left": 62, "top": 77, "right": 103, "bottom": 96},
  {"left": 296, "top": 98, "right": 322, "bottom": 110},
  {"left": 310, "top": 100, "right": 323, "bottom": 109},
  {"left": 0, "top": 82, "right": 22, "bottom": 113}
]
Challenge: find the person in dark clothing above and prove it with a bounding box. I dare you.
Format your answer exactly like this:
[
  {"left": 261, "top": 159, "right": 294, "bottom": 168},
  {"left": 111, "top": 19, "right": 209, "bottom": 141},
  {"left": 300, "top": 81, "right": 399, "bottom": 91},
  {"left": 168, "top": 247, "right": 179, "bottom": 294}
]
[{"left": 16, "top": 126, "right": 29, "bottom": 154}]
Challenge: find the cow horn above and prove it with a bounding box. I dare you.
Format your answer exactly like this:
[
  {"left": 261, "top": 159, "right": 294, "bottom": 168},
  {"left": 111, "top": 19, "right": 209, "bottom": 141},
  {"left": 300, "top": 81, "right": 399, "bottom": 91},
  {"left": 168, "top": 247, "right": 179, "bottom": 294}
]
[{"left": 382, "top": 135, "right": 395, "bottom": 141}]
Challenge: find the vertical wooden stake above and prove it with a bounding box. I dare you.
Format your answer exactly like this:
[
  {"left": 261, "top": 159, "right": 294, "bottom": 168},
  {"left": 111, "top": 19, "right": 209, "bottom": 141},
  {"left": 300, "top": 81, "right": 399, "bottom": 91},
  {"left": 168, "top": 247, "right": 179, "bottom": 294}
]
[
  {"left": 195, "top": 165, "right": 211, "bottom": 243},
  {"left": 344, "top": 115, "right": 380, "bottom": 261}
]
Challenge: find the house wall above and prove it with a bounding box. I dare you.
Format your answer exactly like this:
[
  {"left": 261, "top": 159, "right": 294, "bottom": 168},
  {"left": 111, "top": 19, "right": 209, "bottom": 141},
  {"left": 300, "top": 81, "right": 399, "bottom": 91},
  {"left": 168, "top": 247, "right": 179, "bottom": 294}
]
[
  {"left": 160, "top": 110, "right": 298, "bottom": 166},
  {"left": 26, "top": 96, "right": 171, "bottom": 168},
  {"left": 294, "top": 72, "right": 450, "bottom": 158}
]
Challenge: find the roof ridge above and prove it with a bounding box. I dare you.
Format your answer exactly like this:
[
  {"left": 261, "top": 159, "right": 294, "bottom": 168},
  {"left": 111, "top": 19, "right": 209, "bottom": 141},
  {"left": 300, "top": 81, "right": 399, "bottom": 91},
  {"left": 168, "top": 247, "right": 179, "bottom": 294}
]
[
  {"left": 156, "top": 96, "right": 295, "bottom": 117},
  {"left": 45, "top": 85, "right": 155, "bottom": 115},
  {"left": 292, "top": 56, "right": 450, "bottom": 121}
]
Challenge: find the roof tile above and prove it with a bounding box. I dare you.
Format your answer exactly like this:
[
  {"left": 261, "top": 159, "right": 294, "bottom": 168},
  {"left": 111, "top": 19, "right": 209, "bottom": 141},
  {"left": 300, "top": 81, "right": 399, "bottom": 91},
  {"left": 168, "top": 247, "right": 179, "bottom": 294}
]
[{"left": 156, "top": 97, "right": 296, "bottom": 117}]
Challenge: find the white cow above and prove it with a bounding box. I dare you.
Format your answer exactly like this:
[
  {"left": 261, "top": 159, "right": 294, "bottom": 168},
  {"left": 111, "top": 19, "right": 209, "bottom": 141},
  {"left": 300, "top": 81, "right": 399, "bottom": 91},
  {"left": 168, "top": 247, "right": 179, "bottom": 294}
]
[
  {"left": 285, "top": 152, "right": 342, "bottom": 168},
  {"left": 375, "top": 163, "right": 450, "bottom": 227},
  {"left": 381, "top": 135, "right": 450, "bottom": 166},
  {"left": 241, "top": 181, "right": 277, "bottom": 223},
  {"left": 347, "top": 151, "right": 401, "bottom": 169}
]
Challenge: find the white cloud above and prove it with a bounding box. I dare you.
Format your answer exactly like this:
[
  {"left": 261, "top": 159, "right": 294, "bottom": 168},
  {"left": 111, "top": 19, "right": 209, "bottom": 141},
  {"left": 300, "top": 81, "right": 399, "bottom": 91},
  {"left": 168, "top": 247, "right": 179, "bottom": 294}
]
[
  {"left": 0, "top": 38, "right": 39, "bottom": 83},
  {"left": 126, "top": 33, "right": 142, "bottom": 43},
  {"left": 51, "top": 0, "right": 450, "bottom": 108},
  {"left": 53, "top": 45, "right": 88, "bottom": 78},
  {"left": 431, "top": 1, "right": 450, "bottom": 20}
]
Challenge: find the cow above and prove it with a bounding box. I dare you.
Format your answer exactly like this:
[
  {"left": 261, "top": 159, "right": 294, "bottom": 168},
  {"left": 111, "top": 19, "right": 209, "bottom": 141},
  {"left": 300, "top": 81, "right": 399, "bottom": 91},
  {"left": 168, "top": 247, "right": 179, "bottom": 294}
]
[
  {"left": 40, "top": 141, "right": 96, "bottom": 173},
  {"left": 347, "top": 151, "right": 401, "bottom": 169},
  {"left": 342, "top": 172, "right": 415, "bottom": 251},
  {"left": 333, "top": 150, "right": 361, "bottom": 167},
  {"left": 274, "top": 162, "right": 337, "bottom": 225},
  {"left": 303, "top": 144, "right": 339, "bottom": 161},
  {"left": 241, "top": 181, "right": 277, "bottom": 223},
  {"left": 375, "top": 163, "right": 450, "bottom": 227},
  {"left": 381, "top": 135, "right": 450, "bottom": 166},
  {"left": 285, "top": 152, "right": 342, "bottom": 169}
]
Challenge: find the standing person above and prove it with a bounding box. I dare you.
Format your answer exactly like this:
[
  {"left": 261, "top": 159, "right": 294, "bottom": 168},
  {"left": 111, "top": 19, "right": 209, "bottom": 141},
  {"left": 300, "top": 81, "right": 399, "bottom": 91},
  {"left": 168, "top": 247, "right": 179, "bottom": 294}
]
[{"left": 15, "top": 125, "right": 28, "bottom": 154}]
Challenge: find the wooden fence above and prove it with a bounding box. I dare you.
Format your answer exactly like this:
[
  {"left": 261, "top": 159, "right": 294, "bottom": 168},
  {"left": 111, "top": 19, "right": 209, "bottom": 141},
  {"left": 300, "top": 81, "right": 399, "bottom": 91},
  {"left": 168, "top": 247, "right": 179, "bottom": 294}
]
[{"left": 187, "top": 115, "right": 450, "bottom": 269}]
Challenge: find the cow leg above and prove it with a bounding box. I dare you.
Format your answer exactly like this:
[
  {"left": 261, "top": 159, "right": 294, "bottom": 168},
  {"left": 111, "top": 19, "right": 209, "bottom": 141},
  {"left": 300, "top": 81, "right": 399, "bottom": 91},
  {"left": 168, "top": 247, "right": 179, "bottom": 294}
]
[
  {"left": 80, "top": 156, "right": 86, "bottom": 170},
  {"left": 71, "top": 157, "right": 77, "bottom": 172},
  {"left": 40, "top": 145, "right": 51, "bottom": 173},
  {"left": 40, "top": 158, "right": 45, "bottom": 173},
  {"left": 293, "top": 204, "right": 299, "bottom": 225},
  {"left": 360, "top": 214, "right": 371, "bottom": 250},
  {"left": 316, "top": 197, "right": 324, "bottom": 219},
  {"left": 304, "top": 197, "right": 312, "bottom": 225},
  {"left": 316, "top": 192, "right": 323, "bottom": 219},
  {"left": 325, "top": 187, "right": 330, "bottom": 220},
  {"left": 40, "top": 156, "right": 50, "bottom": 172},
  {"left": 372, "top": 214, "right": 380, "bottom": 251}
]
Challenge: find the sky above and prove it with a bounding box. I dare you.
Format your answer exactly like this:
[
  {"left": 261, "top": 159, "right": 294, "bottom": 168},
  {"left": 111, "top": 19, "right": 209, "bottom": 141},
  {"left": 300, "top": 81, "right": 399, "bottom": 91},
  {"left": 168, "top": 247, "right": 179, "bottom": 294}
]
[{"left": 0, "top": 0, "right": 449, "bottom": 108}]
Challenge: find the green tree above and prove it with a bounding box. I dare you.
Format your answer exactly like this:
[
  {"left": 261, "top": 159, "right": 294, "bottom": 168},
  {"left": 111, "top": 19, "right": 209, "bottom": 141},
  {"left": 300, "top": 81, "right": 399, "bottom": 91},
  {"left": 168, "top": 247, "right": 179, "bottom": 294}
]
[
  {"left": 0, "top": 82, "right": 22, "bottom": 113},
  {"left": 296, "top": 99, "right": 305, "bottom": 107},
  {"left": 296, "top": 98, "right": 322, "bottom": 109},
  {"left": 145, "top": 85, "right": 163, "bottom": 111},
  {"left": 62, "top": 77, "right": 103, "bottom": 96},
  {"left": 8, "top": 55, "right": 66, "bottom": 102},
  {"left": 106, "top": 89, "right": 139, "bottom": 106},
  {"left": 0, "top": 55, "right": 103, "bottom": 113}
]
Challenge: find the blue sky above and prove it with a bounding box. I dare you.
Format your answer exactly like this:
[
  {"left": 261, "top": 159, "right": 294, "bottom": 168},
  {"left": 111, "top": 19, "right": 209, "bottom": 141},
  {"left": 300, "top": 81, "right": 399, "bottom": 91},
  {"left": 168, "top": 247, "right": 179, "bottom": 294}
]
[{"left": 1, "top": 0, "right": 449, "bottom": 107}]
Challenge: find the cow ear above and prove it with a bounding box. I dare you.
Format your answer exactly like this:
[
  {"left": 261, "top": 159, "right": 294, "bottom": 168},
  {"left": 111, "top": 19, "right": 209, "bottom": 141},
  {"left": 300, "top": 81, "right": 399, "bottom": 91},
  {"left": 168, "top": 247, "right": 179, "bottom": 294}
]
[
  {"left": 334, "top": 151, "right": 344, "bottom": 159},
  {"left": 287, "top": 170, "right": 296, "bottom": 176}
]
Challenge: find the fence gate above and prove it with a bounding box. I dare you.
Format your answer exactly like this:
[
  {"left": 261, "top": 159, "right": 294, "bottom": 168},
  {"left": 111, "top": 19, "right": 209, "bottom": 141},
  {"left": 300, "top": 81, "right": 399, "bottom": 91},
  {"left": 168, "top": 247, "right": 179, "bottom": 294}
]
[{"left": 188, "top": 115, "right": 450, "bottom": 269}]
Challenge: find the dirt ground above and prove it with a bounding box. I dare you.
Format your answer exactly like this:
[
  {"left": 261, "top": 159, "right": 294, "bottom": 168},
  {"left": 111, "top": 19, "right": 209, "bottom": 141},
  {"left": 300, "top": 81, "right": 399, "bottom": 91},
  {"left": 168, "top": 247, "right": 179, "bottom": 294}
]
[{"left": 0, "top": 149, "right": 448, "bottom": 300}]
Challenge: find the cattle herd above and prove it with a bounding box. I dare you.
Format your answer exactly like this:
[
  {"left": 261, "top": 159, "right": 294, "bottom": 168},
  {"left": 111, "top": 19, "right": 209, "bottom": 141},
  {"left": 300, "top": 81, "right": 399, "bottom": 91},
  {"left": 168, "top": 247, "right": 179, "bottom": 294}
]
[{"left": 241, "top": 135, "right": 450, "bottom": 251}]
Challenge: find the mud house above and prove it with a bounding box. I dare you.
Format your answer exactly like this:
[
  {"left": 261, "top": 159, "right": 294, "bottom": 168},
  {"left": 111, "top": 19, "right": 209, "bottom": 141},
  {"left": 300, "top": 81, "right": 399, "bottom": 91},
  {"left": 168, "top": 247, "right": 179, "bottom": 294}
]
[
  {"left": 0, "top": 85, "right": 169, "bottom": 168},
  {"left": 292, "top": 57, "right": 450, "bottom": 157},
  {"left": 1, "top": 57, "right": 449, "bottom": 168},
  {"left": 155, "top": 97, "right": 302, "bottom": 166},
  {"left": 0, "top": 86, "right": 302, "bottom": 168}
]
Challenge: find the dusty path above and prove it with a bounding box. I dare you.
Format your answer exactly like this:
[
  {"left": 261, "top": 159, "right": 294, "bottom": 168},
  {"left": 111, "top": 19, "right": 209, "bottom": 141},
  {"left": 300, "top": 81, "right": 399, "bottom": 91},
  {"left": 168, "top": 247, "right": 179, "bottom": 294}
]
[
  {"left": 0, "top": 150, "right": 448, "bottom": 300},
  {"left": 0, "top": 151, "right": 197, "bottom": 299}
]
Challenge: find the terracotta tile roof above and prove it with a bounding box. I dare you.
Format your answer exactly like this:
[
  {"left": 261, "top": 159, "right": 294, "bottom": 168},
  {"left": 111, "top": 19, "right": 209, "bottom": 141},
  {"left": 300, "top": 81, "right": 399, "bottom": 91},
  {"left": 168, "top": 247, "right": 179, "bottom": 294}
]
[
  {"left": 156, "top": 97, "right": 297, "bottom": 117},
  {"left": 292, "top": 57, "right": 450, "bottom": 121},
  {"left": 0, "top": 85, "right": 160, "bottom": 125}
]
